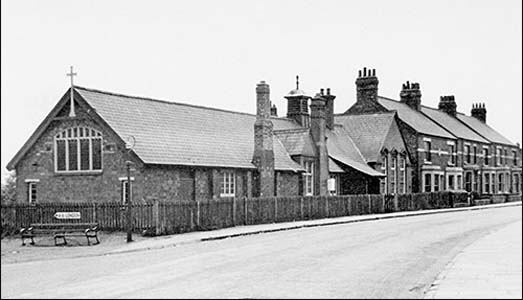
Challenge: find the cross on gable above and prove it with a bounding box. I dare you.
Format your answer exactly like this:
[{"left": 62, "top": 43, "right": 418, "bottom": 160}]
[{"left": 67, "top": 66, "right": 77, "bottom": 117}]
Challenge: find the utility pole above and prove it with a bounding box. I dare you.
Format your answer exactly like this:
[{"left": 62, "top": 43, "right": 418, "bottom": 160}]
[{"left": 126, "top": 160, "right": 133, "bottom": 243}]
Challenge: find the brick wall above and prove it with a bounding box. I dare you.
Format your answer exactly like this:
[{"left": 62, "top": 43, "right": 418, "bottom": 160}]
[
  {"left": 276, "top": 171, "right": 300, "bottom": 196},
  {"left": 15, "top": 108, "right": 143, "bottom": 203}
]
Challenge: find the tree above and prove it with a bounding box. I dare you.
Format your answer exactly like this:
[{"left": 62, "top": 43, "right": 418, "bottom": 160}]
[{"left": 1, "top": 172, "right": 16, "bottom": 204}]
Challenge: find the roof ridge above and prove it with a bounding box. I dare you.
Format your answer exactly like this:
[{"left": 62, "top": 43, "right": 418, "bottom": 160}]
[
  {"left": 274, "top": 128, "right": 309, "bottom": 134},
  {"left": 74, "top": 85, "right": 257, "bottom": 118}
]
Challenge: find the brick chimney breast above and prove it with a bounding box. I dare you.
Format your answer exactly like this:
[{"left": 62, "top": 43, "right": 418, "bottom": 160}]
[
  {"left": 310, "top": 92, "right": 329, "bottom": 196},
  {"left": 253, "top": 80, "right": 275, "bottom": 197},
  {"left": 471, "top": 102, "right": 487, "bottom": 123},
  {"left": 323, "top": 88, "right": 336, "bottom": 129},
  {"left": 356, "top": 67, "right": 379, "bottom": 104},
  {"left": 438, "top": 95, "right": 457, "bottom": 117},
  {"left": 400, "top": 81, "right": 422, "bottom": 111}
]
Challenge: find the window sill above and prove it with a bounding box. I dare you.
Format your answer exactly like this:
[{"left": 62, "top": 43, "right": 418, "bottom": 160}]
[{"left": 54, "top": 170, "right": 103, "bottom": 176}]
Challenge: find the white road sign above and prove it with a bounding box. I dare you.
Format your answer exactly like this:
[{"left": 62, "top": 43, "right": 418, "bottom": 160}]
[{"left": 54, "top": 212, "right": 81, "bottom": 219}]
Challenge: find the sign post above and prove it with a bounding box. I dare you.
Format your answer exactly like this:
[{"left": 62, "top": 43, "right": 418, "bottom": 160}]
[{"left": 126, "top": 160, "right": 133, "bottom": 243}]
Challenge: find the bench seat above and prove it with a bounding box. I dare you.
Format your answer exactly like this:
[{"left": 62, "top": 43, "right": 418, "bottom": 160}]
[{"left": 21, "top": 222, "right": 99, "bottom": 246}]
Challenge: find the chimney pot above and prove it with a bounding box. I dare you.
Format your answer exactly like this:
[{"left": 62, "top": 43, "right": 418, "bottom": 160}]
[
  {"left": 363, "top": 67, "right": 367, "bottom": 76},
  {"left": 320, "top": 88, "right": 324, "bottom": 95},
  {"left": 326, "top": 88, "right": 330, "bottom": 95}
]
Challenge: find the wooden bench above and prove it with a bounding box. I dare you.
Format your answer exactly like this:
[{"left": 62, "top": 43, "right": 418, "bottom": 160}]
[{"left": 20, "top": 223, "right": 99, "bottom": 246}]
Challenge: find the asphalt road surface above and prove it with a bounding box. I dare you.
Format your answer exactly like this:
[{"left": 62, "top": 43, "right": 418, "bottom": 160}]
[{"left": 1, "top": 206, "right": 521, "bottom": 298}]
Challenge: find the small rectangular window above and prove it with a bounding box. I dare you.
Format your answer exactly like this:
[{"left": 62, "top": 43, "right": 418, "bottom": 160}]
[
  {"left": 425, "top": 141, "right": 432, "bottom": 162},
  {"left": 473, "top": 146, "right": 477, "bottom": 164},
  {"left": 448, "top": 145, "right": 456, "bottom": 165},
  {"left": 121, "top": 180, "right": 131, "bottom": 204},
  {"left": 434, "top": 174, "right": 439, "bottom": 192},
  {"left": 304, "top": 161, "right": 314, "bottom": 196},
  {"left": 68, "top": 139, "right": 78, "bottom": 171},
  {"left": 448, "top": 175, "right": 455, "bottom": 190},
  {"left": 220, "top": 171, "right": 235, "bottom": 197},
  {"left": 28, "top": 182, "right": 37, "bottom": 204},
  {"left": 424, "top": 173, "right": 432, "bottom": 192},
  {"left": 484, "top": 173, "right": 490, "bottom": 194},
  {"left": 465, "top": 145, "right": 471, "bottom": 164},
  {"left": 484, "top": 148, "right": 489, "bottom": 166}
]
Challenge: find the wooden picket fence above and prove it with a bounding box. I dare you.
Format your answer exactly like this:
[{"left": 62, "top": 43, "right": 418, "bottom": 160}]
[{"left": 1, "top": 191, "right": 505, "bottom": 237}]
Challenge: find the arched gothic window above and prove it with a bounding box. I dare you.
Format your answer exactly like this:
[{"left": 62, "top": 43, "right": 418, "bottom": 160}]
[{"left": 54, "top": 127, "right": 103, "bottom": 172}]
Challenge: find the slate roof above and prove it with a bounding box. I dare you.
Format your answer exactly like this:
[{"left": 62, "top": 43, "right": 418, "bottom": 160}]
[
  {"left": 421, "top": 106, "right": 490, "bottom": 144},
  {"left": 75, "top": 86, "right": 303, "bottom": 171},
  {"left": 335, "top": 112, "right": 400, "bottom": 163},
  {"left": 328, "top": 158, "right": 345, "bottom": 173},
  {"left": 326, "top": 126, "right": 384, "bottom": 177},
  {"left": 274, "top": 128, "right": 316, "bottom": 157},
  {"left": 456, "top": 113, "right": 515, "bottom": 146},
  {"left": 377, "top": 97, "right": 455, "bottom": 139}
]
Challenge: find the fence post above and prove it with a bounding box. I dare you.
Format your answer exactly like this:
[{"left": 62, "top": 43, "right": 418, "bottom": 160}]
[
  {"left": 393, "top": 194, "right": 398, "bottom": 211},
  {"left": 325, "top": 196, "right": 329, "bottom": 218},
  {"left": 153, "top": 199, "right": 160, "bottom": 235},
  {"left": 274, "top": 197, "right": 278, "bottom": 223},
  {"left": 93, "top": 202, "right": 97, "bottom": 223},
  {"left": 300, "top": 197, "right": 304, "bottom": 220},
  {"left": 243, "top": 197, "right": 248, "bottom": 225},
  {"left": 232, "top": 197, "right": 236, "bottom": 226},
  {"left": 368, "top": 194, "right": 372, "bottom": 214},
  {"left": 196, "top": 200, "right": 201, "bottom": 229}
]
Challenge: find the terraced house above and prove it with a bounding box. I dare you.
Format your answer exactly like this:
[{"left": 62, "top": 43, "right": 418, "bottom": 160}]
[{"left": 345, "top": 69, "right": 522, "bottom": 196}]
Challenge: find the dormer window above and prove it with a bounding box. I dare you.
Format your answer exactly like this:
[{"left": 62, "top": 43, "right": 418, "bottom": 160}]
[{"left": 55, "top": 127, "right": 103, "bottom": 173}]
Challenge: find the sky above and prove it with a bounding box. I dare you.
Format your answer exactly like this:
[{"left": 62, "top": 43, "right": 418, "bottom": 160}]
[{"left": 1, "top": 0, "right": 522, "bottom": 184}]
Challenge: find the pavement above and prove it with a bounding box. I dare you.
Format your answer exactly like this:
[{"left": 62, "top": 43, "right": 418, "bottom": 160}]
[
  {"left": 2, "top": 201, "right": 520, "bottom": 298},
  {"left": 109, "top": 201, "right": 521, "bottom": 255},
  {"left": 425, "top": 219, "right": 522, "bottom": 299}
]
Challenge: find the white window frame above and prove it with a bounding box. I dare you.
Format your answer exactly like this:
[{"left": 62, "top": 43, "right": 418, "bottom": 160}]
[
  {"left": 399, "top": 157, "right": 406, "bottom": 194},
  {"left": 448, "top": 144, "right": 456, "bottom": 165},
  {"left": 304, "top": 161, "right": 314, "bottom": 196},
  {"left": 54, "top": 126, "right": 103, "bottom": 173},
  {"left": 390, "top": 157, "right": 396, "bottom": 194},
  {"left": 220, "top": 171, "right": 236, "bottom": 197},
  {"left": 27, "top": 182, "right": 37, "bottom": 204},
  {"left": 119, "top": 177, "right": 135, "bottom": 204},
  {"left": 423, "top": 173, "right": 432, "bottom": 192},
  {"left": 382, "top": 156, "right": 388, "bottom": 194}
]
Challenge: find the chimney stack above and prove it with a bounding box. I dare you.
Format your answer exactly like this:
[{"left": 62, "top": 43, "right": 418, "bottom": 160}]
[
  {"left": 310, "top": 92, "right": 329, "bottom": 196},
  {"left": 471, "top": 102, "right": 487, "bottom": 123},
  {"left": 252, "top": 81, "right": 275, "bottom": 197},
  {"left": 323, "top": 88, "right": 336, "bottom": 129},
  {"left": 400, "top": 81, "right": 422, "bottom": 111},
  {"left": 270, "top": 104, "right": 278, "bottom": 117},
  {"left": 356, "top": 67, "right": 379, "bottom": 104},
  {"left": 438, "top": 95, "right": 457, "bottom": 117}
]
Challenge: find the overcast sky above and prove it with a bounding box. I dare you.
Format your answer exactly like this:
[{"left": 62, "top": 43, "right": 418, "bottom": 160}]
[{"left": 1, "top": 0, "right": 521, "bottom": 183}]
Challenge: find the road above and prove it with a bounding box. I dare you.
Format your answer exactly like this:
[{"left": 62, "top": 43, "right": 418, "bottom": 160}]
[{"left": 1, "top": 205, "right": 521, "bottom": 298}]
